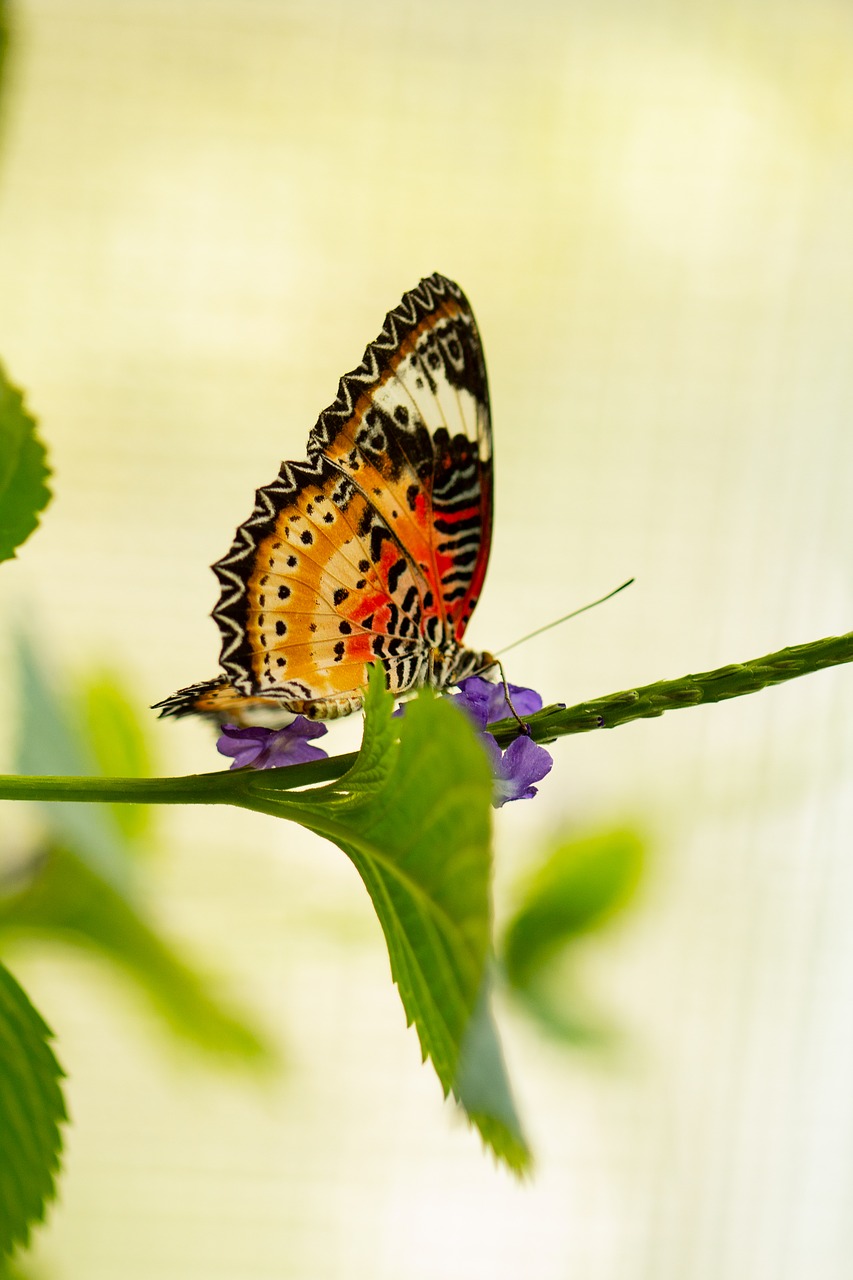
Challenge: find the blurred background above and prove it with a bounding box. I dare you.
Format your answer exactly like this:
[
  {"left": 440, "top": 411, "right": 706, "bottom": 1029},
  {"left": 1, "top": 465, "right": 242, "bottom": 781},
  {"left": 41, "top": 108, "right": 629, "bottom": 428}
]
[{"left": 1, "top": 0, "right": 852, "bottom": 1276}]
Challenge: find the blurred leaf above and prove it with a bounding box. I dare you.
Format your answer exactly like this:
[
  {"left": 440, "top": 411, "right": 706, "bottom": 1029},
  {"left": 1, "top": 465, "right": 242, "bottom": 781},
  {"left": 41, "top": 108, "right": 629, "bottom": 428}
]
[
  {"left": 0, "top": 1261, "right": 38, "bottom": 1280},
  {"left": 0, "top": 845, "right": 268, "bottom": 1063},
  {"left": 76, "top": 671, "right": 154, "bottom": 843},
  {"left": 16, "top": 633, "right": 133, "bottom": 894},
  {"left": 0, "top": 1257, "right": 40, "bottom": 1280},
  {"left": 9, "top": 635, "right": 269, "bottom": 1064},
  {"left": 0, "top": 961, "right": 66, "bottom": 1259},
  {"left": 0, "top": 368, "right": 51, "bottom": 565},
  {"left": 501, "top": 827, "right": 644, "bottom": 991},
  {"left": 242, "top": 665, "right": 530, "bottom": 1171},
  {"left": 507, "top": 971, "right": 618, "bottom": 1049}
]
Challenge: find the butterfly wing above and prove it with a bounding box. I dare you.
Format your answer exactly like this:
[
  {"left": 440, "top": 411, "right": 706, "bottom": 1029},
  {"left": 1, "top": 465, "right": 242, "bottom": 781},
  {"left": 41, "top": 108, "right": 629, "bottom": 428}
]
[
  {"left": 164, "top": 274, "right": 492, "bottom": 720},
  {"left": 308, "top": 273, "right": 492, "bottom": 643},
  {"left": 153, "top": 676, "right": 296, "bottom": 724}
]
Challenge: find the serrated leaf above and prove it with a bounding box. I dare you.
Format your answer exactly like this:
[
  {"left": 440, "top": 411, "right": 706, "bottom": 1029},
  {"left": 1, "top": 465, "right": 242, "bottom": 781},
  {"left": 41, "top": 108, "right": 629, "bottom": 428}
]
[
  {"left": 0, "top": 369, "right": 51, "bottom": 564},
  {"left": 0, "top": 962, "right": 66, "bottom": 1258},
  {"left": 455, "top": 971, "right": 531, "bottom": 1172},
  {"left": 501, "top": 827, "right": 644, "bottom": 991},
  {"left": 240, "top": 665, "right": 530, "bottom": 1170}
]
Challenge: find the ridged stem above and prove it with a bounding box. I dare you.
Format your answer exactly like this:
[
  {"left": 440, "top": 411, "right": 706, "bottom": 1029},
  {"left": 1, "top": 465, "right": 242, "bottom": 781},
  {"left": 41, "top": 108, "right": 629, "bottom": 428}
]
[{"left": 489, "top": 629, "right": 853, "bottom": 747}]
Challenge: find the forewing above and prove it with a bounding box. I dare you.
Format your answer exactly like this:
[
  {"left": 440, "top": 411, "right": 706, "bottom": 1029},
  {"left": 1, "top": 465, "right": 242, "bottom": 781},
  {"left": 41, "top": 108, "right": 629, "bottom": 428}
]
[
  {"left": 309, "top": 273, "right": 493, "bottom": 642},
  {"left": 208, "top": 274, "right": 492, "bottom": 710}
]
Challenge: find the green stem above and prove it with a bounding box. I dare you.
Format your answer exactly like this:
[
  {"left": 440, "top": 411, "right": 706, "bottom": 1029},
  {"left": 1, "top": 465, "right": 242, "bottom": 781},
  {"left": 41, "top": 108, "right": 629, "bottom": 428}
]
[
  {"left": 489, "top": 629, "right": 853, "bottom": 747},
  {"left": 0, "top": 631, "right": 849, "bottom": 804},
  {"left": 0, "top": 771, "right": 224, "bottom": 805},
  {"left": 0, "top": 753, "right": 355, "bottom": 804}
]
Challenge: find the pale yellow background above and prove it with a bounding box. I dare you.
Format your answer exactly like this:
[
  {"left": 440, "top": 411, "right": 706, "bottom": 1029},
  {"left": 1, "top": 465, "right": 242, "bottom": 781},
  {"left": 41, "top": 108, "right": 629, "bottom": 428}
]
[{"left": 1, "top": 1, "right": 852, "bottom": 1277}]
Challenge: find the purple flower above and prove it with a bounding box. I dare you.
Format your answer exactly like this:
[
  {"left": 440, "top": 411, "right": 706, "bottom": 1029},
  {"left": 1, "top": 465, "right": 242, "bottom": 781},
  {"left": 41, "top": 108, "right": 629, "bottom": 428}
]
[
  {"left": 448, "top": 676, "right": 553, "bottom": 807},
  {"left": 482, "top": 731, "right": 553, "bottom": 807},
  {"left": 450, "top": 675, "right": 543, "bottom": 730},
  {"left": 216, "top": 718, "right": 329, "bottom": 770}
]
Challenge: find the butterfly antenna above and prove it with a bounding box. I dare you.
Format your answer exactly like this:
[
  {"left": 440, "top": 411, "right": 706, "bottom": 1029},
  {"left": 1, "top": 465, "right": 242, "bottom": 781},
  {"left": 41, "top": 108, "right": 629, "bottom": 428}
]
[{"left": 495, "top": 577, "right": 635, "bottom": 658}]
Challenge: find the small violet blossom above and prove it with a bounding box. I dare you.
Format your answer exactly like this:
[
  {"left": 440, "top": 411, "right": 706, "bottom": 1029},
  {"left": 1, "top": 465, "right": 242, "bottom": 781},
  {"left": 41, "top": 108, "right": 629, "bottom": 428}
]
[
  {"left": 216, "top": 717, "right": 329, "bottom": 770},
  {"left": 450, "top": 676, "right": 553, "bottom": 807},
  {"left": 480, "top": 732, "right": 553, "bottom": 808},
  {"left": 446, "top": 675, "right": 544, "bottom": 729}
]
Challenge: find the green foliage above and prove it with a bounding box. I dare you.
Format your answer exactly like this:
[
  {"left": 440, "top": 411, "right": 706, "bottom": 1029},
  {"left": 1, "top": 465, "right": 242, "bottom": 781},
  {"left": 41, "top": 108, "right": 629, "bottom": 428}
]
[
  {"left": 454, "top": 972, "right": 530, "bottom": 1170},
  {"left": 0, "top": 962, "right": 66, "bottom": 1260},
  {"left": 237, "top": 665, "right": 530, "bottom": 1170},
  {"left": 5, "top": 635, "right": 269, "bottom": 1062},
  {"left": 502, "top": 827, "right": 644, "bottom": 988},
  {"left": 76, "top": 671, "right": 154, "bottom": 843},
  {"left": 0, "top": 369, "right": 51, "bottom": 565},
  {"left": 16, "top": 636, "right": 133, "bottom": 894},
  {"left": 500, "top": 827, "right": 644, "bottom": 1043},
  {"left": 0, "top": 1260, "right": 36, "bottom": 1280},
  {"left": 0, "top": 842, "right": 267, "bottom": 1062}
]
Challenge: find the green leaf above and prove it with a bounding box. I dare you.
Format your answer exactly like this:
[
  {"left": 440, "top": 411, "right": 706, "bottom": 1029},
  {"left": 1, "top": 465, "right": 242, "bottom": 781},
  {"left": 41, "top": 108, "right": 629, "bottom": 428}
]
[
  {"left": 8, "top": 635, "right": 269, "bottom": 1064},
  {"left": 0, "top": 844, "right": 268, "bottom": 1064},
  {"left": 76, "top": 671, "right": 154, "bottom": 843},
  {"left": 502, "top": 827, "right": 644, "bottom": 991},
  {"left": 0, "top": 369, "right": 51, "bottom": 565},
  {"left": 0, "top": 1259, "right": 36, "bottom": 1280},
  {"left": 455, "top": 972, "right": 531, "bottom": 1172},
  {"left": 16, "top": 633, "right": 134, "bottom": 894},
  {"left": 0, "top": 961, "right": 66, "bottom": 1259},
  {"left": 240, "top": 665, "right": 530, "bottom": 1170}
]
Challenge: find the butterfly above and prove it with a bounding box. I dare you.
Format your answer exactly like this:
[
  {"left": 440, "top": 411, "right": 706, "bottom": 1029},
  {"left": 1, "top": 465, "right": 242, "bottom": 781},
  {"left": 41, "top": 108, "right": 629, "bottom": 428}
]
[{"left": 155, "top": 273, "right": 495, "bottom": 726}]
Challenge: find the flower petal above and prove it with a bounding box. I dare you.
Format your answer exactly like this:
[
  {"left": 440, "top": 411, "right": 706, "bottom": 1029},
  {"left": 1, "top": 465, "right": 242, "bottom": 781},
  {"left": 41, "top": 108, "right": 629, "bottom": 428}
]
[
  {"left": 489, "top": 733, "right": 553, "bottom": 808},
  {"left": 216, "top": 717, "right": 328, "bottom": 770},
  {"left": 496, "top": 683, "right": 543, "bottom": 720},
  {"left": 480, "top": 731, "right": 505, "bottom": 774},
  {"left": 448, "top": 676, "right": 494, "bottom": 729},
  {"left": 216, "top": 725, "right": 269, "bottom": 768},
  {"left": 455, "top": 676, "right": 544, "bottom": 727},
  {"left": 277, "top": 717, "right": 329, "bottom": 743}
]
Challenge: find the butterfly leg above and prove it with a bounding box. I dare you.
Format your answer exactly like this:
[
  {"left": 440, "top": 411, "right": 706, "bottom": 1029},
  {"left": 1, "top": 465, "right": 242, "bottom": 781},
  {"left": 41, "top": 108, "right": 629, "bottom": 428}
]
[{"left": 493, "top": 658, "right": 531, "bottom": 735}]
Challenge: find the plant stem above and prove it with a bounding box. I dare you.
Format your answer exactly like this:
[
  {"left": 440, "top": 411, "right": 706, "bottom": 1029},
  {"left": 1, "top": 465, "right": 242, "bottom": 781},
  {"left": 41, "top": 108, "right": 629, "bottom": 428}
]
[
  {"left": 489, "top": 629, "right": 853, "bottom": 747},
  {"left": 0, "top": 754, "right": 355, "bottom": 804},
  {"left": 0, "top": 770, "right": 230, "bottom": 805},
  {"left": 0, "top": 631, "right": 850, "bottom": 804}
]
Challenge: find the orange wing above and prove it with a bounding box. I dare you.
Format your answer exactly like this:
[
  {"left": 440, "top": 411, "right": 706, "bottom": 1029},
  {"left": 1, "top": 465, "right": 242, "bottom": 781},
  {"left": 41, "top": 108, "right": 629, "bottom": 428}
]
[{"left": 156, "top": 274, "right": 492, "bottom": 722}]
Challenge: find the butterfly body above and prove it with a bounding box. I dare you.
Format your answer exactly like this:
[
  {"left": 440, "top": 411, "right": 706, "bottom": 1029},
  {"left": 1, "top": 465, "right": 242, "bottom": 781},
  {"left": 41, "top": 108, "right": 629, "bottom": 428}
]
[{"left": 156, "top": 273, "right": 495, "bottom": 726}]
